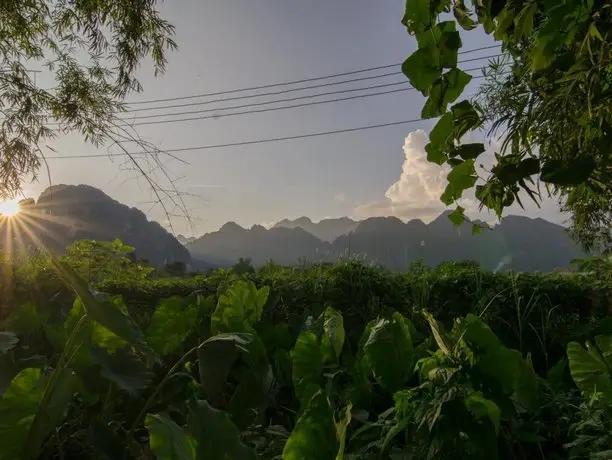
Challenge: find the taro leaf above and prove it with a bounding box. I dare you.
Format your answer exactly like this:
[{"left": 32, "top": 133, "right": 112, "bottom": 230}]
[
  {"left": 291, "top": 331, "right": 323, "bottom": 408},
  {"left": 92, "top": 347, "right": 153, "bottom": 396},
  {"left": 321, "top": 307, "right": 345, "bottom": 364},
  {"left": 335, "top": 403, "right": 352, "bottom": 460},
  {"left": 0, "top": 367, "right": 77, "bottom": 460},
  {"left": 475, "top": 348, "right": 522, "bottom": 395},
  {"left": 362, "top": 313, "right": 414, "bottom": 394},
  {"left": 211, "top": 281, "right": 269, "bottom": 335},
  {"left": 595, "top": 335, "right": 612, "bottom": 368},
  {"left": 567, "top": 341, "right": 612, "bottom": 396},
  {"left": 401, "top": 0, "right": 432, "bottom": 32},
  {"left": 50, "top": 257, "right": 153, "bottom": 357},
  {"left": 0, "top": 368, "right": 43, "bottom": 459},
  {"left": 464, "top": 392, "right": 501, "bottom": 436},
  {"left": 402, "top": 46, "right": 442, "bottom": 93},
  {"left": 461, "top": 314, "right": 502, "bottom": 353},
  {"left": 145, "top": 412, "right": 196, "bottom": 460},
  {"left": 423, "top": 311, "right": 451, "bottom": 356},
  {"left": 0, "top": 332, "right": 18, "bottom": 354},
  {"left": 540, "top": 157, "right": 596, "bottom": 186},
  {"left": 197, "top": 333, "right": 254, "bottom": 407},
  {"left": 512, "top": 354, "right": 539, "bottom": 413},
  {"left": 147, "top": 296, "right": 199, "bottom": 356},
  {"left": 228, "top": 362, "right": 274, "bottom": 429},
  {"left": 188, "top": 399, "right": 258, "bottom": 460},
  {"left": 282, "top": 391, "right": 337, "bottom": 460}
]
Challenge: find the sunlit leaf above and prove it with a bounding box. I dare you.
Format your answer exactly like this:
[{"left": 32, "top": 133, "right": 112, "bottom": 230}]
[
  {"left": 147, "top": 296, "right": 199, "bottom": 356},
  {"left": 362, "top": 313, "right": 414, "bottom": 393},
  {"left": 283, "top": 391, "right": 337, "bottom": 460},
  {"left": 188, "top": 399, "right": 257, "bottom": 460},
  {"left": 211, "top": 281, "right": 268, "bottom": 335},
  {"left": 567, "top": 341, "right": 612, "bottom": 395},
  {"left": 145, "top": 413, "right": 196, "bottom": 460},
  {"left": 291, "top": 331, "right": 323, "bottom": 408},
  {"left": 321, "top": 307, "right": 345, "bottom": 364}
]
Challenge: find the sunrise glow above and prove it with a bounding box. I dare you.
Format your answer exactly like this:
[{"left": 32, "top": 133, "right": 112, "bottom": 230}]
[{"left": 0, "top": 199, "right": 21, "bottom": 217}]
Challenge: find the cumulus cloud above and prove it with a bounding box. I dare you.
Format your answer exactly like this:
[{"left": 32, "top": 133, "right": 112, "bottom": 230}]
[
  {"left": 355, "top": 130, "right": 474, "bottom": 222},
  {"left": 355, "top": 129, "right": 567, "bottom": 225}
]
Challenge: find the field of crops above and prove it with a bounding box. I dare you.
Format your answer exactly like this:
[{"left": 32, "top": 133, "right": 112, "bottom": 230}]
[{"left": 1, "top": 257, "right": 612, "bottom": 459}]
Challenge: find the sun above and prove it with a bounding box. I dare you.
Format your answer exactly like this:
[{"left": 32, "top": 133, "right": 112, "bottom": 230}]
[{"left": 0, "top": 199, "right": 21, "bottom": 217}]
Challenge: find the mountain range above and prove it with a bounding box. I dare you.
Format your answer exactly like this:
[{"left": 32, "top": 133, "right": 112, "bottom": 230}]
[
  {"left": 0, "top": 184, "right": 586, "bottom": 272},
  {"left": 187, "top": 213, "right": 586, "bottom": 272}
]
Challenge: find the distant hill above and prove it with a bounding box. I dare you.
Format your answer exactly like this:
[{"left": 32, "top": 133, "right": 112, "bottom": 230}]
[
  {"left": 187, "top": 212, "right": 585, "bottom": 272},
  {"left": 273, "top": 216, "right": 359, "bottom": 242},
  {"left": 1, "top": 184, "right": 191, "bottom": 267}
]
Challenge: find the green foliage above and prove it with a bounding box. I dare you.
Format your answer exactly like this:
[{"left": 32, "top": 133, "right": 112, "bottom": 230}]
[
  {"left": 0, "top": 0, "right": 176, "bottom": 197},
  {"left": 145, "top": 413, "right": 196, "bottom": 460},
  {"left": 400, "top": 0, "right": 612, "bottom": 250},
  {"left": 147, "top": 296, "right": 200, "bottom": 356},
  {"left": 211, "top": 280, "right": 269, "bottom": 335}
]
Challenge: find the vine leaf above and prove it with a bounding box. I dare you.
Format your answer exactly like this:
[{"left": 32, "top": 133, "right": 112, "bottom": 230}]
[{"left": 402, "top": 46, "right": 442, "bottom": 93}]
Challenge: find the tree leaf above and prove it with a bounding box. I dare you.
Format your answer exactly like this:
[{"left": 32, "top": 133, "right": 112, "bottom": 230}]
[
  {"left": 362, "top": 313, "right": 414, "bottom": 393},
  {"left": 283, "top": 391, "right": 337, "bottom": 460},
  {"left": 567, "top": 341, "right": 612, "bottom": 395},
  {"left": 443, "top": 68, "right": 472, "bottom": 105},
  {"left": 448, "top": 206, "right": 465, "bottom": 226},
  {"left": 540, "top": 157, "right": 596, "bottom": 186},
  {"left": 145, "top": 413, "right": 196, "bottom": 460},
  {"left": 402, "top": 46, "right": 442, "bottom": 93},
  {"left": 472, "top": 224, "right": 484, "bottom": 235},
  {"left": 401, "top": 0, "right": 432, "bottom": 33},
  {"left": 291, "top": 331, "right": 323, "bottom": 408},
  {"left": 439, "top": 30, "right": 461, "bottom": 68},
  {"left": 453, "top": 1, "right": 477, "bottom": 30},
  {"left": 452, "top": 143, "right": 485, "bottom": 160},
  {"left": 429, "top": 112, "right": 454, "bottom": 150},
  {"left": 147, "top": 296, "right": 199, "bottom": 356},
  {"left": 188, "top": 400, "right": 258, "bottom": 460},
  {"left": 445, "top": 159, "right": 477, "bottom": 202}
]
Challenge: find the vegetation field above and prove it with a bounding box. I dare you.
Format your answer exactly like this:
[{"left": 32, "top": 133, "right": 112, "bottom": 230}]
[{"left": 2, "top": 249, "right": 612, "bottom": 459}]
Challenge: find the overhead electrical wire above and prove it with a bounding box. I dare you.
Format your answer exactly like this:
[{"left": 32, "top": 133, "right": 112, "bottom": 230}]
[{"left": 125, "top": 45, "right": 501, "bottom": 106}]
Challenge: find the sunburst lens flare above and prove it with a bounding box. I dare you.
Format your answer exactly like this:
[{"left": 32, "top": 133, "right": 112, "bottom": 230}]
[{"left": 0, "top": 199, "right": 21, "bottom": 217}]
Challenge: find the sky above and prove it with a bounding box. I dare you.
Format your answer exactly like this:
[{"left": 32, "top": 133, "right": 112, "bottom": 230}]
[{"left": 22, "top": 0, "right": 567, "bottom": 236}]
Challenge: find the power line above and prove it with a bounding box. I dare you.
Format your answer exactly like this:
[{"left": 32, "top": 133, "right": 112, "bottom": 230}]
[
  {"left": 123, "top": 53, "right": 502, "bottom": 114},
  {"left": 46, "top": 118, "right": 425, "bottom": 160},
  {"left": 125, "top": 64, "right": 493, "bottom": 123},
  {"left": 125, "top": 45, "right": 501, "bottom": 106}
]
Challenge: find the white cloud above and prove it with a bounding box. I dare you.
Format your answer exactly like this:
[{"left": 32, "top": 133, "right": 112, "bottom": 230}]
[
  {"left": 355, "top": 129, "right": 568, "bottom": 225},
  {"left": 333, "top": 193, "right": 347, "bottom": 203}
]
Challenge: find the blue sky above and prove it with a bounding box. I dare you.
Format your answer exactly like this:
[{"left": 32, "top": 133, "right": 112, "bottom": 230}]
[{"left": 26, "top": 0, "right": 565, "bottom": 235}]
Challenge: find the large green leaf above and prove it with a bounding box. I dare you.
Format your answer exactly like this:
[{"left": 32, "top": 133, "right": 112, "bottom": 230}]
[
  {"left": 423, "top": 311, "right": 451, "bottom": 356},
  {"left": 567, "top": 341, "right": 612, "bottom": 395},
  {"left": 402, "top": 46, "right": 442, "bottom": 93},
  {"left": 401, "top": 0, "right": 432, "bottom": 32},
  {"left": 362, "top": 313, "right": 414, "bottom": 393},
  {"left": 0, "top": 367, "right": 77, "bottom": 460},
  {"left": 145, "top": 413, "right": 196, "bottom": 460},
  {"left": 197, "top": 333, "right": 255, "bottom": 407},
  {"left": 464, "top": 392, "right": 501, "bottom": 436},
  {"left": 460, "top": 314, "right": 502, "bottom": 354},
  {"left": 291, "top": 331, "right": 323, "bottom": 408},
  {"left": 92, "top": 347, "right": 153, "bottom": 395},
  {"left": 188, "top": 400, "right": 258, "bottom": 460},
  {"left": 211, "top": 281, "right": 269, "bottom": 335},
  {"left": 283, "top": 391, "right": 337, "bottom": 460},
  {"left": 512, "top": 354, "right": 539, "bottom": 413},
  {"left": 51, "top": 258, "right": 152, "bottom": 357},
  {"left": 147, "top": 296, "right": 199, "bottom": 356},
  {"left": 321, "top": 307, "right": 345, "bottom": 364},
  {"left": 335, "top": 403, "right": 352, "bottom": 460}
]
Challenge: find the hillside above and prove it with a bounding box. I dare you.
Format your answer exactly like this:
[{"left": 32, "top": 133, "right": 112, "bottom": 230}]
[
  {"left": 187, "top": 212, "right": 585, "bottom": 271},
  {"left": 0, "top": 184, "right": 190, "bottom": 266},
  {"left": 273, "top": 216, "right": 359, "bottom": 242}
]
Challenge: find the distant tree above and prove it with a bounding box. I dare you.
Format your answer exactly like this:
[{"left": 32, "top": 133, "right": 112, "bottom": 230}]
[
  {"left": 61, "top": 239, "right": 154, "bottom": 283},
  {"left": 0, "top": 0, "right": 176, "bottom": 200},
  {"left": 231, "top": 257, "right": 255, "bottom": 275},
  {"left": 164, "top": 261, "right": 187, "bottom": 277}
]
